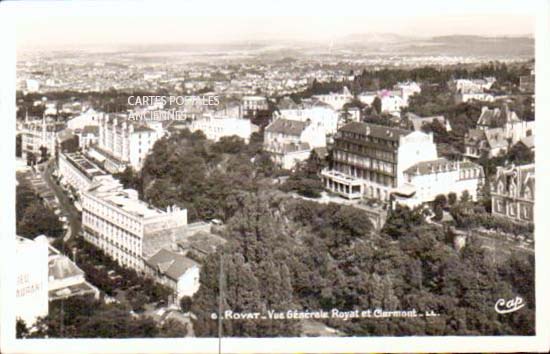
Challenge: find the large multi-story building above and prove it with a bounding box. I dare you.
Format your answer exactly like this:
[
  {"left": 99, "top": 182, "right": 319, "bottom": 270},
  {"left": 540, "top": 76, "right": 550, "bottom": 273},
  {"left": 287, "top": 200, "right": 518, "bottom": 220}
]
[
  {"left": 81, "top": 180, "right": 188, "bottom": 272},
  {"left": 491, "top": 164, "right": 535, "bottom": 223},
  {"left": 57, "top": 152, "right": 110, "bottom": 195},
  {"left": 92, "top": 114, "right": 161, "bottom": 172},
  {"left": 16, "top": 236, "right": 49, "bottom": 327},
  {"left": 393, "top": 158, "right": 485, "bottom": 208},
  {"left": 20, "top": 116, "right": 66, "bottom": 159},
  {"left": 321, "top": 122, "right": 438, "bottom": 201},
  {"left": 189, "top": 115, "right": 255, "bottom": 143},
  {"left": 264, "top": 118, "right": 326, "bottom": 169}
]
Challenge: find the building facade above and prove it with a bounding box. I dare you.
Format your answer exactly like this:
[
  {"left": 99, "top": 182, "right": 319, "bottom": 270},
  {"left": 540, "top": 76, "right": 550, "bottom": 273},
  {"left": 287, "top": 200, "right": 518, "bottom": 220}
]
[
  {"left": 491, "top": 164, "right": 535, "bottom": 223},
  {"left": 81, "top": 180, "right": 188, "bottom": 272},
  {"left": 21, "top": 117, "right": 65, "bottom": 159},
  {"left": 189, "top": 115, "right": 255, "bottom": 143},
  {"left": 57, "top": 152, "right": 110, "bottom": 195},
  {"left": 144, "top": 249, "right": 200, "bottom": 301},
  {"left": 95, "top": 114, "right": 161, "bottom": 172},
  {"left": 312, "top": 87, "right": 353, "bottom": 110},
  {"left": 464, "top": 106, "right": 534, "bottom": 159},
  {"left": 321, "top": 122, "right": 438, "bottom": 201},
  {"left": 16, "top": 236, "right": 49, "bottom": 327},
  {"left": 393, "top": 158, "right": 485, "bottom": 208},
  {"left": 275, "top": 104, "right": 339, "bottom": 136},
  {"left": 264, "top": 118, "right": 326, "bottom": 169}
]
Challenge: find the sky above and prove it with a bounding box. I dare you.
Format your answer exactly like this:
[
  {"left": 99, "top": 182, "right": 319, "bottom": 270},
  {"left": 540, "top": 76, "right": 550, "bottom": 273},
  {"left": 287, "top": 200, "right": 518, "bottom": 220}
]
[{"left": 11, "top": 0, "right": 538, "bottom": 50}]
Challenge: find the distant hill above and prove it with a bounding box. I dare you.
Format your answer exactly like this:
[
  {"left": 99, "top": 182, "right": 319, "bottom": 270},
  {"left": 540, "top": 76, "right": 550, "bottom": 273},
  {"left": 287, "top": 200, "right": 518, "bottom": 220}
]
[{"left": 333, "top": 33, "right": 534, "bottom": 57}]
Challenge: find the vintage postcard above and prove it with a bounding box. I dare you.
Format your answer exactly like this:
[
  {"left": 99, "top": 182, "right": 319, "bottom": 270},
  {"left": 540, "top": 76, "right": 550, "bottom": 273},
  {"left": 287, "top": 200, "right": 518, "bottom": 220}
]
[{"left": 0, "top": 0, "right": 549, "bottom": 353}]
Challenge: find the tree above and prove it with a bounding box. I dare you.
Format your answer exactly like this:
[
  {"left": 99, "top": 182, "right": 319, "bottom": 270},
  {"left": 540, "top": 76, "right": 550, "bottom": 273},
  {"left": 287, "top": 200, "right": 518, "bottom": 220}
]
[
  {"left": 371, "top": 96, "right": 382, "bottom": 115},
  {"left": 39, "top": 146, "right": 48, "bottom": 161},
  {"left": 448, "top": 192, "right": 458, "bottom": 206},
  {"left": 26, "top": 152, "right": 37, "bottom": 166},
  {"left": 16, "top": 318, "right": 29, "bottom": 338},
  {"left": 158, "top": 319, "right": 188, "bottom": 338},
  {"left": 16, "top": 134, "right": 22, "bottom": 157},
  {"left": 180, "top": 296, "right": 193, "bottom": 313},
  {"left": 460, "top": 190, "right": 471, "bottom": 203}
]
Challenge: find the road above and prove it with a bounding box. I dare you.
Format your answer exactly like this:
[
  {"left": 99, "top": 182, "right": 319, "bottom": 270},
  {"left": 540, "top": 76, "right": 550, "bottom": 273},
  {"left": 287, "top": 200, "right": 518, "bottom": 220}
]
[{"left": 41, "top": 158, "right": 82, "bottom": 244}]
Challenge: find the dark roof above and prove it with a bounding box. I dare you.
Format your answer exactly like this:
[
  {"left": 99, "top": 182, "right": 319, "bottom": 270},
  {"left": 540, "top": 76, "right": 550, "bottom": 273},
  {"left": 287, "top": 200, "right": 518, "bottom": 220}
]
[
  {"left": 277, "top": 97, "right": 299, "bottom": 110},
  {"left": 266, "top": 118, "right": 308, "bottom": 136},
  {"left": 339, "top": 122, "right": 410, "bottom": 141},
  {"left": 133, "top": 125, "right": 155, "bottom": 133},
  {"left": 404, "top": 158, "right": 455, "bottom": 175},
  {"left": 145, "top": 249, "right": 198, "bottom": 281},
  {"left": 82, "top": 125, "right": 99, "bottom": 135}
]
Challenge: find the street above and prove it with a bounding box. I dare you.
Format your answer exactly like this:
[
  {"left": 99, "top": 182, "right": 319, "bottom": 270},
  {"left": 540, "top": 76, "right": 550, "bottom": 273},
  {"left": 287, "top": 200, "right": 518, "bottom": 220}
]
[{"left": 41, "top": 158, "right": 81, "bottom": 243}]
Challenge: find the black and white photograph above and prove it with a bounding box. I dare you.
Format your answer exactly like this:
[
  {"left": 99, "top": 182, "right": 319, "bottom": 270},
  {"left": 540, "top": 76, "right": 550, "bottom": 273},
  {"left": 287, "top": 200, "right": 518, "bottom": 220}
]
[{"left": 1, "top": 0, "right": 549, "bottom": 352}]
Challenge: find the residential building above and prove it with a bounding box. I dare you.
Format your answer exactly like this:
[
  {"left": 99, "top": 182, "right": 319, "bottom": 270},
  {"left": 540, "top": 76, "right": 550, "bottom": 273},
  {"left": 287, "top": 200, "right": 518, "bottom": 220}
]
[
  {"left": 275, "top": 99, "right": 339, "bottom": 135},
  {"left": 67, "top": 109, "right": 103, "bottom": 130},
  {"left": 75, "top": 125, "right": 99, "bottom": 149},
  {"left": 455, "top": 92, "right": 495, "bottom": 103},
  {"left": 144, "top": 249, "right": 200, "bottom": 301},
  {"left": 264, "top": 118, "right": 326, "bottom": 169},
  {"left": 464, "top": 106, "right": 534, "bottom": 159},
  {"left": 393, "top": 81, "right": 421, "bottom": 104},
  {"left": 393, "top": 158, "right": 484, "bottom": 208},
  {"left": 91, "top": 114, "right": 161, "bottom": 172},
  {"left": 81, "top": 180, "right": 188, "bottom": 272},
  {"left": 358, "top": 90, "right": 406, "bottom": 116},
  {"left": 57, "top": 152, "right": 110, "bottom": 195},
  {"left": 16, "top": 236, "right": 49, "bottom": 327},
  {"left": 242, "top": 96, "right": 268, "bottom": 116},
  {"left": 405, "top": 112, "right": 452, "bottom": 132},
  {"left": 47, "top": 240, "right": 99, "bottom": 301},
  {"left": 321, "top": 122, "right": 438, "bottom": 201},
  {"left": 312, "top": 86, "right": 353, "bottom": 110},
  {"left": 21, "top": 116, "right": 65, "bottom": 159},
  {"left": 189, "top": 115, "right": 256, "bottom": 143},
  {"left": 491, "top": 163, "right": 534, "bottom": 223},
  {"left": 448, "top": 77, "right": 496, "bottom": 93}
]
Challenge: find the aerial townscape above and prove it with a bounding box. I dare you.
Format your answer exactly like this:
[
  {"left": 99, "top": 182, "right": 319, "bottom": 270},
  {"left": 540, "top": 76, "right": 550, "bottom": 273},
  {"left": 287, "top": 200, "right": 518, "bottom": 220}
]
[{"left": 15, "top": 33, "right": 535, "bottom": 338}]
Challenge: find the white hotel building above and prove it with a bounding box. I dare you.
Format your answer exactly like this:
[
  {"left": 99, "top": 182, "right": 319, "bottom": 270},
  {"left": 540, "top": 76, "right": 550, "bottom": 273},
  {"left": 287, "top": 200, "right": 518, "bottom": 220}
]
[
  {"left": 58, "top": 152, "right": 110, "bottom": 195},
  {"left": 393, "top": 158, "right": 485, "bottom": 208},
  {"left": 89, "top": 114, "right": 162, "bottom": 172},
  {"left": 82, "top": 180, "right": 188, "bottom": 272},
  {"left": 189, "top": 115, "right": 255, "bottom": 143},
  {"left": 16, "top": 236, "right": 49, "bottom": 327},
  {"left": 322, "top": 123, "right": 438, "bottom": 201}
]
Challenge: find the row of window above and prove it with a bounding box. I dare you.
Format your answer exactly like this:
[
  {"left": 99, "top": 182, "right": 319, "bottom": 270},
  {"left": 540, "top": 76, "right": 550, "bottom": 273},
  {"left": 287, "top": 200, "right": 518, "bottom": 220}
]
[
  {"left": 83, "top": 198, "right": 142, "bottom": 232},
  {"left": 334, "top": 151, "right": 395, "bottom": 175}
]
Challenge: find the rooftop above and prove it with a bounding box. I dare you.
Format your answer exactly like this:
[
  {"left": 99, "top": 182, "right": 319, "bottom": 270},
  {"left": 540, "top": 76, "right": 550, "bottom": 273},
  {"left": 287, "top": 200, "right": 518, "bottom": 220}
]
[
  {"left": 266, "top": 118, "right": 308, "bottom": 136},
  {"left": 145, "top": 249, "right": 198, "bottom": 281},
  {"left": 339, "top": 122, "right": 410, "bottom": 141}
]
